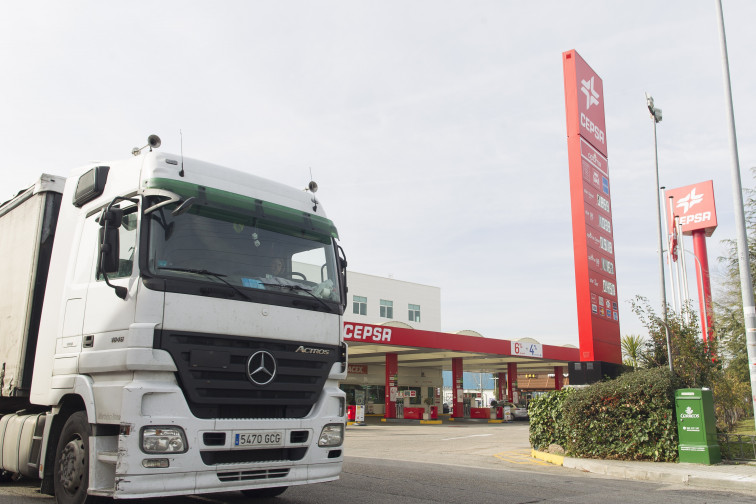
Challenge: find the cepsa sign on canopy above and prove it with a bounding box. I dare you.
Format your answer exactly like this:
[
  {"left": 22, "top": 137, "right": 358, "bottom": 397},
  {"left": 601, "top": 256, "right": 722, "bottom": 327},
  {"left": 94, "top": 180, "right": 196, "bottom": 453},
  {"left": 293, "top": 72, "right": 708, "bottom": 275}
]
[
  {"left": 344, "top": 323, "right": 392, "bottom": 343},
  {"left": 665, "top": 181, "right": 717, "bottom": 237}
]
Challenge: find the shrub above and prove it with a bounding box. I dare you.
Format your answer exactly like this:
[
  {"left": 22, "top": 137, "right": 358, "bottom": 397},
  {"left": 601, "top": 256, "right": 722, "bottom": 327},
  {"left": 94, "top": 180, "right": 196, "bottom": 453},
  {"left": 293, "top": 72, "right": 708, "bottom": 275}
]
[
  {"left": 528, "top": 387, "right": 574, "bottom": 451},
  {"left": 563, "top": 368, "right": 681, "bottom": 461},
  {"left": 529, "top": 368, "right": 682, "bottom": 461}
]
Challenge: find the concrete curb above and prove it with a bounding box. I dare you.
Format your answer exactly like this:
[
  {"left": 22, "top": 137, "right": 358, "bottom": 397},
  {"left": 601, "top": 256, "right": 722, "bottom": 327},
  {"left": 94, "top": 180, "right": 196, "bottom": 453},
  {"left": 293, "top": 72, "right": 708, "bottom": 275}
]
[
  {"left": 531, "top": 449, "right": 564, "bottom": 466},
  {"left": 530, "top": 450, "right": 756, "bottom": 494},
  {"left": 562, "top": 457, "right": 688, "bottom": 485},
  {"left": 568, "top": 458, "right": 756, "bottom": 493},
  {"left": 448, "top": 417, "right": 511, "bottom": 423},
  {"left": 380, "top": 418, "right": 443, "bottom": 425}
]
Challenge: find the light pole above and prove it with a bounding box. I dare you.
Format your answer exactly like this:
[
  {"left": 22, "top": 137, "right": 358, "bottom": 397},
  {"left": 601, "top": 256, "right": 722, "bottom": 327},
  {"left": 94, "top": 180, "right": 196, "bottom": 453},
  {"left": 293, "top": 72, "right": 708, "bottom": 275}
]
[
  {"left": 647, "top": 93, "right": 673, "bottom": 372},
  {"left": 715, "top": 0, "right": 756, "bottom": 429}
]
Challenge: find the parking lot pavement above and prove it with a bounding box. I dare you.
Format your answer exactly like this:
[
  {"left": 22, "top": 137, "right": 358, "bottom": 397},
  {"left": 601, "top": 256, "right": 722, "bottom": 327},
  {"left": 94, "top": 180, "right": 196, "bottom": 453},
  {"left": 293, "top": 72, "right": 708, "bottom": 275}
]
[
  {"left": 345, "top": 417, "right": 561, "bottom": 473},
  {"left": 346, "top": 417, "right": 756, "bottom": 494}
]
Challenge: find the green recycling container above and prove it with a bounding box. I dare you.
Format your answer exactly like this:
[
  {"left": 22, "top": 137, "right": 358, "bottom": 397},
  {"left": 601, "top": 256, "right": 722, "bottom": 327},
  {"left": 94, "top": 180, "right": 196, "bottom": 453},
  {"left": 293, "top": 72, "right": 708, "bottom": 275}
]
[{"left": 675, "top": 388, "right": 721, "bottom": 464}]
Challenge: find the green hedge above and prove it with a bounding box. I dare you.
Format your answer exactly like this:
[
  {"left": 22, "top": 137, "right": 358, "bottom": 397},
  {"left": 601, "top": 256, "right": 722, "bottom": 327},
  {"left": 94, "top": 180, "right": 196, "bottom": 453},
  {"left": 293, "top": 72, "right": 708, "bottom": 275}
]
[
  {"left": 528, "top": 387, "right": 574, "bottom": 451},
  {"left": 529, "top": 368, "right": 681, "bottom": 461}
]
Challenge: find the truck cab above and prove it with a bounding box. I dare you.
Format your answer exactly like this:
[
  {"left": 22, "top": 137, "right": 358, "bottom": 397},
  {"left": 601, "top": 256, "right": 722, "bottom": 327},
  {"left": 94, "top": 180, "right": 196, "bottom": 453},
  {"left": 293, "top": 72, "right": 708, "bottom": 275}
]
[{"left": 1, "top": 146, "right": 348, "bottom": 503}]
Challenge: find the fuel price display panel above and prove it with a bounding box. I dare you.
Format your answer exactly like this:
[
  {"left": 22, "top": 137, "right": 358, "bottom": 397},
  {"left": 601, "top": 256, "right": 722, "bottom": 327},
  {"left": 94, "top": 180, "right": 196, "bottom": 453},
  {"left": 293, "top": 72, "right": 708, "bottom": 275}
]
[{"left": 581, "top": 139, "right": 619, "bottom": 325}]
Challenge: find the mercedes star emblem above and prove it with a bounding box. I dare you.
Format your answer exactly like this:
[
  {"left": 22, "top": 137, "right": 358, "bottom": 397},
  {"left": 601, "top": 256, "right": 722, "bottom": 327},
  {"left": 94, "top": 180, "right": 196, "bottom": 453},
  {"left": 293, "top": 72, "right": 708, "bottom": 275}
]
[{"left": 246, "top": 350, "right": 277, "bottom": 386}]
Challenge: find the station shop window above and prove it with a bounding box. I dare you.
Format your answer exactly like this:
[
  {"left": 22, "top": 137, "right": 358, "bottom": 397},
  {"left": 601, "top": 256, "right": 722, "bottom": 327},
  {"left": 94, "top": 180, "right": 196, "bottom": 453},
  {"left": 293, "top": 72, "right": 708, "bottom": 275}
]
[
  {"left": 340, "top": 384, "right": 384, "bottom": 406},
  {"left": 398, "top": 386, "right": 422, "bottom": 405},
  {"left": 408, "top": 304, "right": 420, "bottom": 323},
  {"left": 380, "top": 299, "right": 393, "bottom": 319},
  {"left": 353, "top": 295, "right": 367, "bottom": 316}
]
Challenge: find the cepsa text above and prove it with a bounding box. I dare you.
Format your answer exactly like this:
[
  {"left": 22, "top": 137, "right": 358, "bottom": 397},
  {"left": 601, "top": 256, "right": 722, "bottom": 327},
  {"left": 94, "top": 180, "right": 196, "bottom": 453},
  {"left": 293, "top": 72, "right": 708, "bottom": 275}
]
[{"left": 344, "top": 324, "right": 392, "bottom": 343}]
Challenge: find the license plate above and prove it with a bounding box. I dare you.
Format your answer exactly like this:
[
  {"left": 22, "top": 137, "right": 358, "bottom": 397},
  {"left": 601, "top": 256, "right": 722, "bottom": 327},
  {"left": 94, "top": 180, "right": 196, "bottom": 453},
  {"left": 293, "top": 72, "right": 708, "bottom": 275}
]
[{"left": 233, "top": 431, "right": 284, "bottom": 448}]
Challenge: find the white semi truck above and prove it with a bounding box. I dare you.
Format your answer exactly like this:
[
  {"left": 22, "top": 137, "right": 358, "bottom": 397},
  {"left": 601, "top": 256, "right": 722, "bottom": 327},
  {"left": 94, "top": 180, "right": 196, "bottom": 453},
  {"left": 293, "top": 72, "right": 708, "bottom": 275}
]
[{"left": 0, "top": 136, "right": 348, "bottom": 503}]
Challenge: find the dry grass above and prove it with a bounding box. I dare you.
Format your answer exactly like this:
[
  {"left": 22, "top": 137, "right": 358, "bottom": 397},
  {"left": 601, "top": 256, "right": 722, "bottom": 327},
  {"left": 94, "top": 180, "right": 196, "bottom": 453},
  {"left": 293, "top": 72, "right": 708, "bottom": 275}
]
[{"left": 730, "top": 417, "right": 756, "bottom": 436}]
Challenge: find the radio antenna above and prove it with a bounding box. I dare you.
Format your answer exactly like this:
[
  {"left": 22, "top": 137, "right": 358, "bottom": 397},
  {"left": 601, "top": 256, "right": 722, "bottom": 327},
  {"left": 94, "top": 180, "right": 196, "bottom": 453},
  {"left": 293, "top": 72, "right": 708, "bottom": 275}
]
[{"left": 179, "top": 130, "right": 185, "bottom": 177}]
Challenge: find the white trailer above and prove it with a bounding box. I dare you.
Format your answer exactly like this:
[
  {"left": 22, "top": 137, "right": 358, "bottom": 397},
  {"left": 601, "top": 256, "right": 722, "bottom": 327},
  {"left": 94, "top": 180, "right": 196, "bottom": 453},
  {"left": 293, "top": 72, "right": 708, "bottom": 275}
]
[{"left": 0, "top": 137, "right": 348, "bottom": 503}]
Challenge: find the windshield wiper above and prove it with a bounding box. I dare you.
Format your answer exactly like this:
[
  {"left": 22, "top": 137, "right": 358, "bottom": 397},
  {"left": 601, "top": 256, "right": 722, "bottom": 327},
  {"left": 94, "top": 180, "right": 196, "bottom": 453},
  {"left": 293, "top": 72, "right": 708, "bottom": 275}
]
[
  {"left": 258, "top": 281, "right": 335, "bottom": 313},
  {"left": 157, "top": 267, "right": 251, "bottom": 301}
]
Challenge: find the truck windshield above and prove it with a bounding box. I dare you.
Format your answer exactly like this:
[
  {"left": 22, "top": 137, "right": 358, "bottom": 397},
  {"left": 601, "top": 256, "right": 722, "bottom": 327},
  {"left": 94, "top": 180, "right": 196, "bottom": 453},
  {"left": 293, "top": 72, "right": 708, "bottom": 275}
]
[{"left": 144, "top": 196, "right": 342, "bottom": 309}]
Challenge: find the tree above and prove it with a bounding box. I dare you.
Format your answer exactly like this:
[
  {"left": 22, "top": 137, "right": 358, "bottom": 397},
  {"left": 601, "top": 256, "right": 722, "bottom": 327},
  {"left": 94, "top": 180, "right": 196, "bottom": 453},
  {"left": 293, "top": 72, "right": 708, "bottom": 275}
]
[
  {"left": 620, "top": 334, "right": 644, "bottom": 370},
  {"left": 630, "top": 296, "right": 716, "bottom": 389},
  {"left": 712, "top": 168, "right": 756, "bottom": 425}
]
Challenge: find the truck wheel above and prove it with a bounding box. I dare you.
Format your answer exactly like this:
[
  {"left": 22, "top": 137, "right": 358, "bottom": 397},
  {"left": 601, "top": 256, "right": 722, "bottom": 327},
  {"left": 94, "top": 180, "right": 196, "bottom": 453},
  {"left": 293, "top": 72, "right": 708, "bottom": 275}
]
[
  {"left": 54, "top": 411, "right": 92, "bottom": 504},
  {"left": 241, "top": 486, "right": 288, "bottom": 499}
]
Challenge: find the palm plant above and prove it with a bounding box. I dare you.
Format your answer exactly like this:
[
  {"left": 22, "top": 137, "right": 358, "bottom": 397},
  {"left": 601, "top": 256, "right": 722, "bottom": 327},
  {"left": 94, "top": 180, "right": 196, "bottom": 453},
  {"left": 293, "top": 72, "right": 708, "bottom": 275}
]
[{"left": 621, "top": 334, "right": 645, "bottom": 370}]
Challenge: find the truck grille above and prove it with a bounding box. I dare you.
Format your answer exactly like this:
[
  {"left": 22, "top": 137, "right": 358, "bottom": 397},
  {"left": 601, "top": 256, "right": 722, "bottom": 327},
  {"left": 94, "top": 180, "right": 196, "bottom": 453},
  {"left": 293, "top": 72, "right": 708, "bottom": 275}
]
[
  {"left": 201, "top": 448, "right": 307, "bottom": 465},
  {"left": 218, "top": 468, "right": 290, "bottom": 482},
  {"left": 157, "top": 331, "right": 339, "bottom": 419}
]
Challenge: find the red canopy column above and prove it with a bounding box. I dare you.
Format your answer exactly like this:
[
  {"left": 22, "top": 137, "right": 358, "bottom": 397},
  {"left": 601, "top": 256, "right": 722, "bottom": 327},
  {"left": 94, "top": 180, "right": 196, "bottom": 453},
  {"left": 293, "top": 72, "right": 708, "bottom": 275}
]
[
  {"left": 554, "top": 366, "right": 564, "bottom": 390},
  {"left": 452, "top": 357, "right": 464, "bottom": 418},
  {"left": 385, "top": 353, "right": 398, "bottom": 419},
  {"left": 507, "top": 362, "right": 517, "bottom": 402},
  {"left": 497, "top": 372, "right": 507, "bottom": 401}
]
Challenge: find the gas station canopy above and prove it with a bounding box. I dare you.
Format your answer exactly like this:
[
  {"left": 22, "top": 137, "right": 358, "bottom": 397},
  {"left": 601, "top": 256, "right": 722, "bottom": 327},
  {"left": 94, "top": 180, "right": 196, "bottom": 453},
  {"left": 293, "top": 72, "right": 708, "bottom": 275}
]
[{"left": 344, "top": 322, "right": 578, "bottom": 374}]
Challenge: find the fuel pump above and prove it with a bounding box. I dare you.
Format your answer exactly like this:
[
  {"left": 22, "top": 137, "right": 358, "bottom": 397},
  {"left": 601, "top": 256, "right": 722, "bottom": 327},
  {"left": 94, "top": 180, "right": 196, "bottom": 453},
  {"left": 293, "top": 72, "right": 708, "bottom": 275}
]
[
  {"left": 395, "top": 395, "right": 404, "bottom": 419},
  {"left": 463, "top": 395, "right": 471, "bottom": 418}
]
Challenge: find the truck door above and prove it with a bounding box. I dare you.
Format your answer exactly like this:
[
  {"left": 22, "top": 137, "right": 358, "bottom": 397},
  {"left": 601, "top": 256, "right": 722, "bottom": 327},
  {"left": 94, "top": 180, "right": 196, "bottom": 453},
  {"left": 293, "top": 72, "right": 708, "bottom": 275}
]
[{"left": 81, "top": 206, "right": 139, "bottom": 344}]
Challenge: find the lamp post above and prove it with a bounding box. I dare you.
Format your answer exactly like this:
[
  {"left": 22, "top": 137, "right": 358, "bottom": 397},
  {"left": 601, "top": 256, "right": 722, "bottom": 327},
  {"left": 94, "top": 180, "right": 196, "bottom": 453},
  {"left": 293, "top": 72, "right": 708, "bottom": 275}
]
[
  {"left": 646, "top": 93, "right": 673, "bottom": 372},
  {"left": 715, "top": 0, "right": 756, "bottom": 429}
]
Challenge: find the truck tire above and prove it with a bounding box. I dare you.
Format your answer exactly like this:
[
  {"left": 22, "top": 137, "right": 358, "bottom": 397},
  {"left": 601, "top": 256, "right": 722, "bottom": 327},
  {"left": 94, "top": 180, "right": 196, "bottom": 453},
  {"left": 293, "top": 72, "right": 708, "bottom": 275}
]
[
  {"left": 241, "top": 486, "right": 288, "bottom": 499},
  {"left": 53, "top": 411, "right": 92, "bottom": 504}
]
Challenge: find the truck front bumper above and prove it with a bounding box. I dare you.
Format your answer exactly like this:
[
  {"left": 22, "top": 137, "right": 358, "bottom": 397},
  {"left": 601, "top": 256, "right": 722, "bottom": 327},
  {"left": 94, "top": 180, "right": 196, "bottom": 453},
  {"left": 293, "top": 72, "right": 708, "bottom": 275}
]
[{"left": 91, "top": 374, "right": 345, "bottom": 499}]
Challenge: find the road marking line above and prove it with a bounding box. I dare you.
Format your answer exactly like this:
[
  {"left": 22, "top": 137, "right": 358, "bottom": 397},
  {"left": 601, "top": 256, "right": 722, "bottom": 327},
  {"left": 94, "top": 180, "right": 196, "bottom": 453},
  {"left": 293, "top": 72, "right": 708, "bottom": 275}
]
[
  {"left": 442, "top": 434, "right": 494, "bottom": 441},
  {"left": 494, "top": 451, "right": 551, "bottom": 466}
]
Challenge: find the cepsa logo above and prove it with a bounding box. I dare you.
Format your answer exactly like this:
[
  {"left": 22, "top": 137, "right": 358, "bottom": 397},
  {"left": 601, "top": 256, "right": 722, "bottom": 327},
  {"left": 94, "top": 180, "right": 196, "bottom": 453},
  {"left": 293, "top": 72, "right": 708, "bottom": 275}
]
[
  {"left": 343, "top": 324, "right": 392, "bottom": 343},
  {"left": 676, "top": 188, "right": 712, "bottom": 225},
  {"left": 569, "top": 52, "right": 607, "bottom": 153},
  {"left": 579, "top": 75, "right": 604, "bottom": 145},
  {"left": 666, "top": 181, "right": 717, "bottom": 234}
]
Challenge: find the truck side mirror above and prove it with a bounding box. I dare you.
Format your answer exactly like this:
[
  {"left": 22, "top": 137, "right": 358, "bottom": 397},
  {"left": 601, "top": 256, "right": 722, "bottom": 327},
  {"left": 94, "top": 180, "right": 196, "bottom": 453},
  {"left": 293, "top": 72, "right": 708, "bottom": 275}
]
[
  {"left": 98, "top": 226, "right": 120, "bottom": 274},
  {"left": 100, "top": 207, "right": 124, "bottom": 230},
  {"left": 337, "top": 245, "right": 348, "bottom": 307},
  {"left": 98, "top": 207, "right": 123, "bottom": 274},
  {"left": 98, "top": 205, "right": 128, "bottom": 299}
]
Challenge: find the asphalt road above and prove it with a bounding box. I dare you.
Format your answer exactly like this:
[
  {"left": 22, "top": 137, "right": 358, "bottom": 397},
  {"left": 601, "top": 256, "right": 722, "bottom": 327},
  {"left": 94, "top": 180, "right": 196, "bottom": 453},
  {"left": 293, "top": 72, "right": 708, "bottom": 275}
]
[{"left": 0, "top": 421, "right": 751, "bottom": 504}]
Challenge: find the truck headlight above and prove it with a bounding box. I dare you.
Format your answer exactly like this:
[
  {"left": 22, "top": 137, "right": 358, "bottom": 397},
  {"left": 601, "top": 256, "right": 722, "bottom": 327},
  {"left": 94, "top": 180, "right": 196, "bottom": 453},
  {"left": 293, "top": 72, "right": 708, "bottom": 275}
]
[
  {"left": 318, "top": 423, "right": 344, "bottom": 447},
  {"left": 141, "top": 426, "right": 188, "bottom": 454}
]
